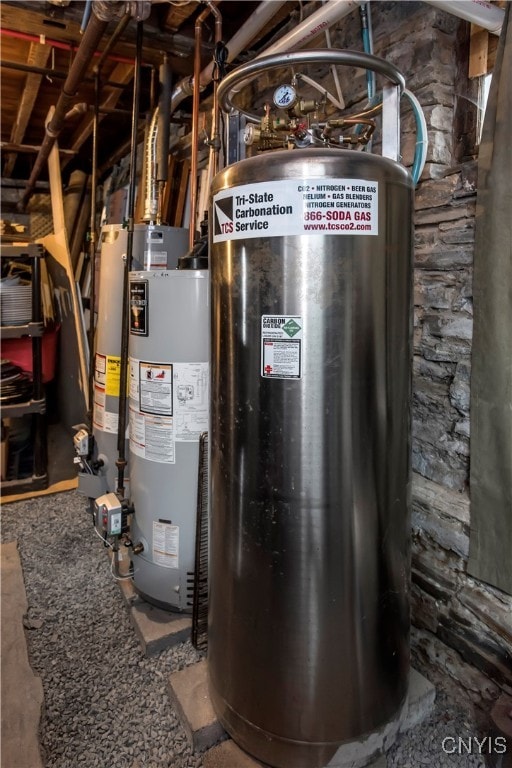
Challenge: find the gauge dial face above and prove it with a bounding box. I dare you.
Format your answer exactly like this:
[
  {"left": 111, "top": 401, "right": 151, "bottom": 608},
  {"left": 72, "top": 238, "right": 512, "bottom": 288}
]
[
  {"left": 243, "top": 123, "right": 257, "bottom": 145},
  {"left": 273, "top": 84, "right": 297, "bottom": 109}
]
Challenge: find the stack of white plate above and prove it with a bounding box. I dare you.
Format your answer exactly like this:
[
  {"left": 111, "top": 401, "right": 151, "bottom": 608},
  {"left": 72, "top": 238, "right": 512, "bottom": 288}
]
[{"left": 0, "top": 279, "right": 32, "bottom": 325}]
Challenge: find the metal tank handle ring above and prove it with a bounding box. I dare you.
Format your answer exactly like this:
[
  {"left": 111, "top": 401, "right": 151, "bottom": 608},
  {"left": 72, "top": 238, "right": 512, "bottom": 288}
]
[{"left": 217, "top": 48, "right": 406, "bottom": 122}]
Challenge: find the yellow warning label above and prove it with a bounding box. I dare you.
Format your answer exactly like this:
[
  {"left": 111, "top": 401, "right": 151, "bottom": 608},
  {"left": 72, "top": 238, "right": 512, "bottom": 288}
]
[{"left": 105, "top": 355, "right": 121, "bottom": 396}]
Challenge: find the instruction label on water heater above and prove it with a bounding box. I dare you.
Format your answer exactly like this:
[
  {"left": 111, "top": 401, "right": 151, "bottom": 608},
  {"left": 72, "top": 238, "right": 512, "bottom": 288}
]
[
  {"left": 93, "top": 352, "right": 123, "bottom": 434},
  {"left": 153, "top": 521, "right": 179, "bottom": 568},
  {"left": 261, "top": 315, "right": 302, "bottom": 379},
  {"left": 213, "top": 178, "right": 378, "bottom": 242},
  {"left": 139, "top": 361, "right": 173, "bottom": 416},
  {"left": 129, "top": 357, "right": 209, "bottom": 462}
]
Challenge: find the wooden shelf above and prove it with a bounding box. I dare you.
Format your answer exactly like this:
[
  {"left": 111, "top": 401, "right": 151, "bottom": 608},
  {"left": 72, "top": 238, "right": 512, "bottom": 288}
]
[{"left": 1, "top": 321, "right": 44, "bottom": 339}]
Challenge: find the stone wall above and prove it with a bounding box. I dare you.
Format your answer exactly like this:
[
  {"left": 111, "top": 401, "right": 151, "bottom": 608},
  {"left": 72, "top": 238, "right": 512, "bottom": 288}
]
[
  {"left": 411, "top": 166, "right": 512, "bottom": 711},
  {"left": 328, "top": 2, "right": 512, "bottom": 710}
]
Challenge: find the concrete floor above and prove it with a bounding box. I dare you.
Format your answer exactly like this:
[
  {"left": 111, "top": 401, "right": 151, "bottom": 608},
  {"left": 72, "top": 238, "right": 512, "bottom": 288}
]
[{"left": 1, "top": 540, "right": 44, "bottom": 768}]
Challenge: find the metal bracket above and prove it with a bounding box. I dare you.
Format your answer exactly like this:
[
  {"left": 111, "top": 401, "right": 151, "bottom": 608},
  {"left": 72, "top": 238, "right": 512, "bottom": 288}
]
[
  {"left": 227, "top": 111, "right": 246, "bottom": 166},
  {"left": 381, "top": 85, "right": 400, "bottom": 162}
]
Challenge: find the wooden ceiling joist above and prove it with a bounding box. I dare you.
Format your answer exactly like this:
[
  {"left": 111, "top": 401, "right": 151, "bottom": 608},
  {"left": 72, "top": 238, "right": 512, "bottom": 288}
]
[
  {"left": 63, "top": 61, "right": 135, "bottom": 169},
  {"left": 3, "top": 42, "right": 51, "bottom": 178}
]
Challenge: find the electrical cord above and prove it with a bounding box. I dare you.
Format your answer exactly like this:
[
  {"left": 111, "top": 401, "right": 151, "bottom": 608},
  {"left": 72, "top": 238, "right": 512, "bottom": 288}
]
[
  {"left": 92, "top": 524, "right": 137, "bottom": 580},
  {"left": 213, "top": 41, "right": 228, "bottom": 83},
  {"left": 92, "top": 523, "right": 113, "bottom": 548},
  {"left": 110, "top": 552, "right": 136, "bottom": 582}
]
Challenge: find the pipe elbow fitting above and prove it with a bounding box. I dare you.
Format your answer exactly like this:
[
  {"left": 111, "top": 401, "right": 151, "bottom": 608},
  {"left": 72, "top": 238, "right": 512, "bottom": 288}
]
[
  {"left": 126, "top": 1, "right": 151, "bottom": 21},
  {"left": 182, "top": 76, "right": 195, "bottom": 98},
  {"left": 92, "top": 0, "right": 127, "bottom": 22}
]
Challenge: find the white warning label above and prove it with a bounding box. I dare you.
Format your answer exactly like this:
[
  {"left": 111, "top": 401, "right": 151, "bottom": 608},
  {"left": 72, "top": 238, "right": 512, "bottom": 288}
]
[
  {"left": 173, "top": 362, "right": 209, "bottom": 441},
  {"left": 261, "top": 315, "right": 302, "bottom": 380},
  {"left": 129, "top": 406, "right": 175, "bottom": 464},
  {"left": 213, "top": 178, "right": 378, "bottom": 242},
  {"left": 139, "top": 361, "right": 173, "bottom": 416},
  {"left": 153, "top": 521, "right": 179, "bottom": 568}
]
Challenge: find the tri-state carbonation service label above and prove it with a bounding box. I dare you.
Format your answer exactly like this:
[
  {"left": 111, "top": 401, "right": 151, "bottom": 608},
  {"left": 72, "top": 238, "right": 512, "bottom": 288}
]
[{"left": 213, "top": 178, "right": 378, "bottom": 242}]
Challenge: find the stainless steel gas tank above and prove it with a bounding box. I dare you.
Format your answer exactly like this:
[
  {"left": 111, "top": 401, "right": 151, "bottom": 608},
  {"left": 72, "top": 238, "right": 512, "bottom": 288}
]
[{"left": 208, "top": 149, "right": 413, "bottom": 768}]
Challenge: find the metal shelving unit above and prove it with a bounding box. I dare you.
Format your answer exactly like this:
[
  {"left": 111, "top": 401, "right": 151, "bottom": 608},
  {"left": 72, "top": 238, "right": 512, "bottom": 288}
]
[{"left": 1, "top": 244, "right": 48, "bottom": 495}]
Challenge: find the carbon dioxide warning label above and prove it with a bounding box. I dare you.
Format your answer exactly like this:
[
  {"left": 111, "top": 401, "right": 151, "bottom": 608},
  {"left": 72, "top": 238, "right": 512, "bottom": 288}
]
[
  {"left": 261, "top": 315, "right": 303, "bottom": 380},
  {"left": 213, "top": 178, "right": 378, "bottom": 242}
]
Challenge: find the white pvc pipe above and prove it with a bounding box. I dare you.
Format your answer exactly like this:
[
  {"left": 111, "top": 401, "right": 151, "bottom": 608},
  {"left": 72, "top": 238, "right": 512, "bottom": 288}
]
[
  {"left": 170, "top": 0, "right": 287, "bottom": 113},
  {"left": 226, "top": 0, "right": 361, "bottom": 99},
  {"left": 426, "top": 0, "right": 503, "bottom": 35},
  {"left": 261, "top": 0, "right": 361, "bottom": 57},
  {"left": 210, "top": 0, "right": 287, "bottom": 71},
  {"left": 298, "top": 72, "right": 345, "bottom": 111}
]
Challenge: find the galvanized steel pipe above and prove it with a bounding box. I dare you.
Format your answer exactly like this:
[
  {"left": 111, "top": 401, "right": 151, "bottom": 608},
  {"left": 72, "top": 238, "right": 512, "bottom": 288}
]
[
  {"left": 20, "top": 12, "right": 108, "bottom": 208},
  {"left": 20, "top": 0, "right": 127, "bottom": 209}
]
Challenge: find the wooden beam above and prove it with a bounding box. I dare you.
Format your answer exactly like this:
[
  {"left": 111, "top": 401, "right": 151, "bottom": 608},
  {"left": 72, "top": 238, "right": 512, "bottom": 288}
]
[
  {"left": 469, "top": 24, "right": 489, "bottom": 79},
  {"left": 1, "top": 141, "right": 76, "bottom": 156},
  {"left": 61, "top": 61, "right": 134, "bottom": 171},
  {"left": 174, "top": 159, "right": 190, "bottom": 228},
  {"left": 3, "top": 42, "right": 51, "bottom": 178}
]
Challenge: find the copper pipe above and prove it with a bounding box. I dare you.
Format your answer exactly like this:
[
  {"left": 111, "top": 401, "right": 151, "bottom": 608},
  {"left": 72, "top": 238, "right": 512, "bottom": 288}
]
[
  {"left": 208, "top": 1, "right": 222, "bottom": 179},
  {"left": 170, "top": 1, "right": 288, "bottom": 114},
  {"left": 190, "top": 4, "right": 212, "bottom": 248}
]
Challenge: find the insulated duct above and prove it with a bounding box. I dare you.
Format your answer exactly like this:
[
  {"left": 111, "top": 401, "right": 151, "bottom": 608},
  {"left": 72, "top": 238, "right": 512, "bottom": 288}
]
[
  {"left": 142, "top": 56, "right": 172, "bottom": 223},
  {"left": 143, "top": 107, "right": 160, "bottom": 222}
]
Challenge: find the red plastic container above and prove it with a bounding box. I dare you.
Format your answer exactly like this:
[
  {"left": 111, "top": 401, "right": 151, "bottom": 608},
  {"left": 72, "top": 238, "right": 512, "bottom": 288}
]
[{"left": 1, "top": 326, "right": 60, "bottom": 383}]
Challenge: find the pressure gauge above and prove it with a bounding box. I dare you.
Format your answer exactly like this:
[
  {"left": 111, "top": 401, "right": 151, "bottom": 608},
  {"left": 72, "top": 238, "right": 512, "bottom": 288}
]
[
  {"left": 273, "top": 84, "right": 297, "bottom": 109},
  {"left": 243, "top": 123, "right": 261, "bottom": 146}
]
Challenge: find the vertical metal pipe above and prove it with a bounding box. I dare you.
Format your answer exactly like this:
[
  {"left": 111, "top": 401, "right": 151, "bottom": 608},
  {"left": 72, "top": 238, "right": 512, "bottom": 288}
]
[
  {"left": 190, "top": 5, "right": 211, "bottom": 248},
  {"left": 170, "top": 1, "right": 288, "bottom": 114},
  {"left": 87, "top": 71, "right": 100, "bottom": 428},
  {"left": 32, "top": 252, "right": 47, "bottom": 478},
  {"left": 88, "top": 11, "right": 133, "bottom": 429},
  {"left": 32, "top": 255, "right": 43, "bottom": 402},
  {"left": 208, "top": 2, "right": 222, "bottom": 180},
  {"left": 93, "top": 12, "right": 131, "bottom": 73},
  {"left": 116, "top": 20, "right": 143, "bottom": 498}
]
